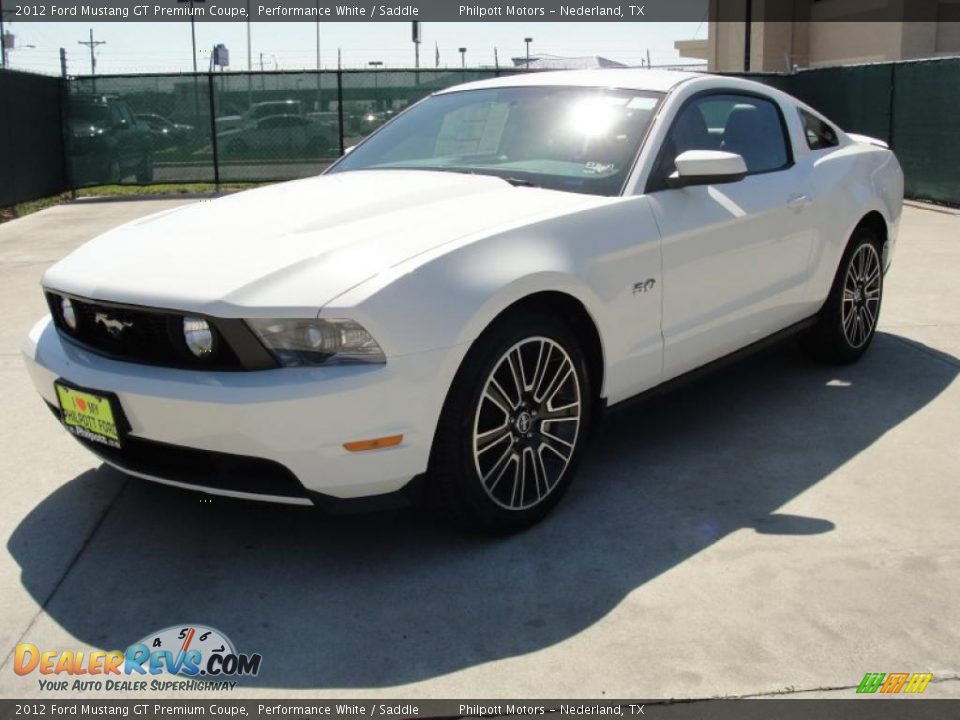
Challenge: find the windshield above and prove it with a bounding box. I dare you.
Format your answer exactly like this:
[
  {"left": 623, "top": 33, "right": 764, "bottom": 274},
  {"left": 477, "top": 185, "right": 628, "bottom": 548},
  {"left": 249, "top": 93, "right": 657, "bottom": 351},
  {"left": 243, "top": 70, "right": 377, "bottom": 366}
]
[
  {"left": 71, "top": 104, "right": 112, "bottom": 125},
  {"left": 330, "top": 86, "right": 663, "bottom": 196}
]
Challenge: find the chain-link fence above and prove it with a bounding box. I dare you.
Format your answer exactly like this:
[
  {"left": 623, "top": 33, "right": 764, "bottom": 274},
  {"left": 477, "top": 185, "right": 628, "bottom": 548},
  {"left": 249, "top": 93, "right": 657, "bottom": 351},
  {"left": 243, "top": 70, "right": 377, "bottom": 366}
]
[
  {"left": 66, "top": 69, "right": 520, "bottom": 188},
  {"left": 2, "top": 60, "right": 959, "bottom": 209}
]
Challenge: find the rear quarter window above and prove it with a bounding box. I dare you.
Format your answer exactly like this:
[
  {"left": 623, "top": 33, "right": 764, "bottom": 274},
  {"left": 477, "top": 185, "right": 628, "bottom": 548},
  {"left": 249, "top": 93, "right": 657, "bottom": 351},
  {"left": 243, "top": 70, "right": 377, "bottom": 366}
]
[{"left": 799, "top": 108, "right": 839, "bottom": 150}]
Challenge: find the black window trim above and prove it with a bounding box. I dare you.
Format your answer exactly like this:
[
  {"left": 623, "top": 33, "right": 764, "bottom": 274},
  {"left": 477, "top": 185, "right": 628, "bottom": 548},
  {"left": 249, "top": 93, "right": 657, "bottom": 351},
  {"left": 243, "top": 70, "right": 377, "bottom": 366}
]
[
  {"left": 645, "top": 88, "right": 796, "bottom": 194},
  {"left": 797, "top": 106, "right": 840, "bottom": 151}
]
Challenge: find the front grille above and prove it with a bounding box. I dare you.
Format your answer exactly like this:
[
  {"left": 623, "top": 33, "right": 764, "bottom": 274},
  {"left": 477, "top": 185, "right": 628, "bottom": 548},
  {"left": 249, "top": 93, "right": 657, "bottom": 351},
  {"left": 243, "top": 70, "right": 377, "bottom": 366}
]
[
  {"left": 46, "top": 292, "right": 275, "bottom": 371},
  {"left": 47, "top": 403, "right": 309, "bottom": 500}
]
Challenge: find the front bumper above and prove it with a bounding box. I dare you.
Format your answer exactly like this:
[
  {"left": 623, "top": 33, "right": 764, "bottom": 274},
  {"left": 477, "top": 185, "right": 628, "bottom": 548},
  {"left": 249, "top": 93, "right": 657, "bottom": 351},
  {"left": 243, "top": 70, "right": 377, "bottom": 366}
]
[{"left": 23, "top": 316, "right": 456, "bottom": 505}]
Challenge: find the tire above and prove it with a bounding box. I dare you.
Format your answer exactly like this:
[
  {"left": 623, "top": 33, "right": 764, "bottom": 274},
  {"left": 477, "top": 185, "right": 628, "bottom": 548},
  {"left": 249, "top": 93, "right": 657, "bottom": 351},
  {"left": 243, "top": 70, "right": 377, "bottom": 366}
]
[
  {"left": 135, "top": 154, "right": 154, "bottom": 183},
  {"left": 800, "top": 226, "right": 884, "bottom": 364},
  {"left": 106, "top": 159, "right": 122, "bottom": 184},
  {"left": 428, "top": 310, "right": 594, "bottom": 533}
]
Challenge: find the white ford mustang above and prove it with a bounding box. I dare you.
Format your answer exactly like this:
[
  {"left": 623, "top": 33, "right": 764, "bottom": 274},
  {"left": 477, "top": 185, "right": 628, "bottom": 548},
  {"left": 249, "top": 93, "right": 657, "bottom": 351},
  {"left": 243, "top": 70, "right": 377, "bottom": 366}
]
[{"left": 23, "top": 70, "right": 903, "bottom": 531}]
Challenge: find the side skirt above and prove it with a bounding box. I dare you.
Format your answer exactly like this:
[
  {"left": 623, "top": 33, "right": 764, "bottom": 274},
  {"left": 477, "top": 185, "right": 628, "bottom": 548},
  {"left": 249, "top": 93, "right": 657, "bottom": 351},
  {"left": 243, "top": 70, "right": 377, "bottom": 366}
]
[{"left": 601, "top": 315, "right": 818, "bottom": 418}]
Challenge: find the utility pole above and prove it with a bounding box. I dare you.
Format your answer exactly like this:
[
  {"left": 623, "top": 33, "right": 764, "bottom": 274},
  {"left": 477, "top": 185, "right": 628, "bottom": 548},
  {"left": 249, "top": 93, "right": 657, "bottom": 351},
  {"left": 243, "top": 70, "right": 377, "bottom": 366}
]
[
  {"left": 459, "top": 47, "right": 466, "bottom": 69},
  {"left": 78, "top": 28, "right": 105, "bottom": 92},
  {"left": 494, "top": 46, "right": 499, "bottom": 71},
  {"left": 60, "top": 47, "right": 68, "bottom": 77},
  {"left": 524, "top": 37, "right": 533, "bottom": 68}
]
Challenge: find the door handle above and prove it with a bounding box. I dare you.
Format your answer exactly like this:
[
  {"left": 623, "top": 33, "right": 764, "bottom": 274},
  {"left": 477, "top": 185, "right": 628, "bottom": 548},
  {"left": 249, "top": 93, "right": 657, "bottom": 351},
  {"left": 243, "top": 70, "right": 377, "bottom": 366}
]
[{"left": 788, "top": 194, "right": 813, "bottom": 209}]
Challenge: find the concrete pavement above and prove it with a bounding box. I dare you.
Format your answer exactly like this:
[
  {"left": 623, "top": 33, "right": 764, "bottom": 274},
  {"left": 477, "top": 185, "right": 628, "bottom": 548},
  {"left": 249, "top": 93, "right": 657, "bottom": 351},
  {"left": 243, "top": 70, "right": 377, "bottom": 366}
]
[{"left": 0, "top": 199, "right": 958, "bottom": 699}]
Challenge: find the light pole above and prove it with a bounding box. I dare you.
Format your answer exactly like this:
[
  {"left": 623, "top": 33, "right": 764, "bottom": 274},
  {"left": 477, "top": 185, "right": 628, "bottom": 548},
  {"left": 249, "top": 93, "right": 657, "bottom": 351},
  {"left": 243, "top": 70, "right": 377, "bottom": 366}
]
[
  {"left": 459, "top": 47, "right": 466, "bottom": 69},
  {"left": 412, "top": 22, "right": 420, "bottom": 67},
  {"left": 315, "top": 0, "right": 321, "bottom": 109},
  {"left": 189, "top": 0, "right": 197, "bottom": 72},
  {"left": 368, "top": 60, "right": 383, "bottom": 111},
  {"left": 524, "top": 37, "right": 533, "bottom": 68}
]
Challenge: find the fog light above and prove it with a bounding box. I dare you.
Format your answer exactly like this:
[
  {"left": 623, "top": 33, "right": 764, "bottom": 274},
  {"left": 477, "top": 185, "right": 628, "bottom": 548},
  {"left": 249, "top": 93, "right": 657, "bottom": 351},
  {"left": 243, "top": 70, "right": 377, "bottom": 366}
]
[
  {"left": 183, "top": 317, "right": 214, "bottom": 357},
  {"left": 61, "top": 297, "right": 77, "bottom": 331}
]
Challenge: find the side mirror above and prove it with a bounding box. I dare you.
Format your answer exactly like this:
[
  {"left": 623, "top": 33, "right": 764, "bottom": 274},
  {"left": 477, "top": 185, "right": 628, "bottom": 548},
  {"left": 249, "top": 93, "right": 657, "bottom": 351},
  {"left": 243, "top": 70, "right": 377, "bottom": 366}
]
[{"left": 666, "top": 150, "right": 747, "bottom": 188}]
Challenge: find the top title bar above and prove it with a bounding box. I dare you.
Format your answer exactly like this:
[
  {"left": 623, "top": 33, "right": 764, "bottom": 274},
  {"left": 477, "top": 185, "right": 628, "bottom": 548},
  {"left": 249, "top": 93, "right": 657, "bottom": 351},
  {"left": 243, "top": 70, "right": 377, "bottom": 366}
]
[{"left": 2, "top": 0, "right": 955, "bottom": 22}]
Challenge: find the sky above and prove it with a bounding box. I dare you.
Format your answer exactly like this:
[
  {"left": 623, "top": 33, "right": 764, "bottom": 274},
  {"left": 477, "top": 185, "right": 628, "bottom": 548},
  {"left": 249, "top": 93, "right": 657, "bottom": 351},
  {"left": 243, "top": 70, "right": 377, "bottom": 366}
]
[{"left": 4, "top": 21, "right": 707, "bottom": 76}]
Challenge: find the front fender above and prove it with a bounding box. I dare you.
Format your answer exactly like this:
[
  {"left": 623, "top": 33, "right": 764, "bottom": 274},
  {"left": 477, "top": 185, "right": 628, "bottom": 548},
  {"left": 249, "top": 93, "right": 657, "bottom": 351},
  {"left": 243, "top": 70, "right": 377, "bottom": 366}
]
[{"left": 325, "top": 195, "right": 665, "bottom": 404}]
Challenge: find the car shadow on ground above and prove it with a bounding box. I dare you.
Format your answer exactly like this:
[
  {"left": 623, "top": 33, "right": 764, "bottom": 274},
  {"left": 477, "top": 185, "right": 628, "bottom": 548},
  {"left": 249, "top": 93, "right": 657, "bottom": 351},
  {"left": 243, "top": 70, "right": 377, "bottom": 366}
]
[{"left": 8, "top": 332, "right": 958, "bottom": 688}]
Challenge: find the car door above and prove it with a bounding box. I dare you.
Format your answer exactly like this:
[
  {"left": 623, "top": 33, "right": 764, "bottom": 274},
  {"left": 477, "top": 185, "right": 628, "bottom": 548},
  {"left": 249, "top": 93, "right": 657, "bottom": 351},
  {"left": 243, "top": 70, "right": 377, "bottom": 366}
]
[{"left": 646, "top": 91, "right": 816, "bottom": 380}]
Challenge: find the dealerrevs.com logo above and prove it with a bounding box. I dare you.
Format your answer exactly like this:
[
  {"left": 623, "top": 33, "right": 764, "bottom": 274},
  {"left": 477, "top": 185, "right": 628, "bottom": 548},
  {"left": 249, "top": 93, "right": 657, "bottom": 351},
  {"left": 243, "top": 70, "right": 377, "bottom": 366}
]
[{"left": 14, "top": 625, "right": 262, "bottom": 692}]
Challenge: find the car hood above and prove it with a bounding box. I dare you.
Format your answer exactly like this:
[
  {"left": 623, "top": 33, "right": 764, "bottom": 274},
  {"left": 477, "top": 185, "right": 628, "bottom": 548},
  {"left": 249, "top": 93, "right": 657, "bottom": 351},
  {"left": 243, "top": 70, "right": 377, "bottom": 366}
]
[{"left": 43, "top": 171, "right": 609, "bottom": 316}]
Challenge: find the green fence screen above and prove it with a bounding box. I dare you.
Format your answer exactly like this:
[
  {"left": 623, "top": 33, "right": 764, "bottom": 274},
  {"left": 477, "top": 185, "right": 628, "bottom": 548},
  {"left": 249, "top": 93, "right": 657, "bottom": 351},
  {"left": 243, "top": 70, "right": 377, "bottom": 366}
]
[
  {"left": 748, "top": 57, "right": 960, "bottom": 205},
  {"left": 1, "top": 60, "right": 958, "bottom": 208},
  {"left": 0, "top": 69, "right": 67, "bottom": 208}
]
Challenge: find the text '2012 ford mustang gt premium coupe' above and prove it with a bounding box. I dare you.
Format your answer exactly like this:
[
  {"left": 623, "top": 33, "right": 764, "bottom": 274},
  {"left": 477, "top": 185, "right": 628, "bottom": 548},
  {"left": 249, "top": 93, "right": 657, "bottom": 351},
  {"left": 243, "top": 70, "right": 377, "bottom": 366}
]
[{"left": 23, "top": 70, "right": 903, "bottom": 532}]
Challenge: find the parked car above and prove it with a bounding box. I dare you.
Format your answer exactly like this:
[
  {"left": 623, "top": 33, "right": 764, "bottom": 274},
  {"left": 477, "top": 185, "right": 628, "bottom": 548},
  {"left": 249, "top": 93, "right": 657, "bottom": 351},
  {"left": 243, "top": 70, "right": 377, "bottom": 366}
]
[
  {"left": 216, "top": 100, "right": 304, "bottom": 134},
  {"left": 68, "top": 96, "right": 153, "bottom": 184},
  {"left": 134, "top": 113, "right": 195, "bottom": 149},
  {"left": 219, "top": 114, "right": 337, "bottom": 157},
  {"left": 26, "top": 70, "right": 903, "bottom": 532}
]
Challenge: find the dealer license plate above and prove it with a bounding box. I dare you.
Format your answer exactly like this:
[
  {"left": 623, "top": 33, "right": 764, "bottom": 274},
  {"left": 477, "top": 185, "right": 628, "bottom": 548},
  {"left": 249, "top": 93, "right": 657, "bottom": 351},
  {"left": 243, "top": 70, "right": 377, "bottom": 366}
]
[{"left": 54, "top": 382, "right": 123, "bottom": 449}]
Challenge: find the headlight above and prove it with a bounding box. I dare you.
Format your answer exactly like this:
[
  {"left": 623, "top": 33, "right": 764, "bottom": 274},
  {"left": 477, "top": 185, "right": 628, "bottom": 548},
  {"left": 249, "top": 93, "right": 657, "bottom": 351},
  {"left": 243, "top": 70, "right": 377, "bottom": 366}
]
[
  {"left": 246, "top": 318, "right": 385, "bottom": 367},
  {"left": 60, "top": 297, "right": 78, "bottom": 331},
  {"left": 183, "top": 317, "right": 215, "bottom": 357}
]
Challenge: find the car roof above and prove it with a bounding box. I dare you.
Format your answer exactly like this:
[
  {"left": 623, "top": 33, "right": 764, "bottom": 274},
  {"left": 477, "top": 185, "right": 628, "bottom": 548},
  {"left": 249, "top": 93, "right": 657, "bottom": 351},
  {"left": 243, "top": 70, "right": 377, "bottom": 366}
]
[{"left": 436, "top": 68, "right": 704, "bottom": 95}]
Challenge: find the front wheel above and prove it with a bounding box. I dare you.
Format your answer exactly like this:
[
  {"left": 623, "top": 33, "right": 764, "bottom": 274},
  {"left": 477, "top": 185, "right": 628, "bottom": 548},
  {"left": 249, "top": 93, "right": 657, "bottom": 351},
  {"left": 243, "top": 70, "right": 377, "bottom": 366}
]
[
  {"left": 801, "top": 227, "right": 884, "bottom": 363},
  {"left": 429, "top": 312, "right": 594, "bottom": 533}
]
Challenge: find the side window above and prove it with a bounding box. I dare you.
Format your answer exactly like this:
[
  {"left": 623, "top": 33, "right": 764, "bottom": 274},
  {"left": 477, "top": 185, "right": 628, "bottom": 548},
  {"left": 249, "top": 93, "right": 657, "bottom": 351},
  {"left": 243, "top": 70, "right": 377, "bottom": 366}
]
[
  {"left": 799, "top": 108, "right": 839, "bottom": 150},
  {"left": 653, "top": 93, "right": 791, "bottom": 189}
]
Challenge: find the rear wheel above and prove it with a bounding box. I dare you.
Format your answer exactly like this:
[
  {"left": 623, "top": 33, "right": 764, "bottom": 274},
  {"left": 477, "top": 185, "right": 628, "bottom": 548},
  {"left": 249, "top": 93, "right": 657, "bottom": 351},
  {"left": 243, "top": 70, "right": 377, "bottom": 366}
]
[
  {"left": 429, "top": 311, "right": 593, "bottom": 533},
  {"left": 135, "top": 154, "right": 154, "bottom": 183},
  {"left": 801, "top": 227, "right": 884, "bottom": 363}
]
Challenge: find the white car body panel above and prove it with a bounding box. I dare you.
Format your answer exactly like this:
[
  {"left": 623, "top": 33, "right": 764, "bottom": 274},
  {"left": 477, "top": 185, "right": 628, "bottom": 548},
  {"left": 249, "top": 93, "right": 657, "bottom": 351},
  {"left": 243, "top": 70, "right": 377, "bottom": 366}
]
[{"left": 24, "top": 69, "right": 904, "bottom": 504}]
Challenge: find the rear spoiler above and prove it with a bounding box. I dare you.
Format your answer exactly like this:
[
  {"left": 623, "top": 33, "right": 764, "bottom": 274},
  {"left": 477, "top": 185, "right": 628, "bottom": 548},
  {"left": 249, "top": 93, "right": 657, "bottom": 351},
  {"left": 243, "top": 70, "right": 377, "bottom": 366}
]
[{"left": 847, "top": 133, "right": 890, "bottom": 149}]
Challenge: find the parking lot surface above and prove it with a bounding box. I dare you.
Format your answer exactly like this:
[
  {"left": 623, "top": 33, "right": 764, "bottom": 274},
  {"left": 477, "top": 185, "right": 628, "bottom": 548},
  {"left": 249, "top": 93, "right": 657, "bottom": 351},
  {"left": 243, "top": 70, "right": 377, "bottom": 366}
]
[{"left": 0, "top": 199, "right": 958, "bottom": 699}]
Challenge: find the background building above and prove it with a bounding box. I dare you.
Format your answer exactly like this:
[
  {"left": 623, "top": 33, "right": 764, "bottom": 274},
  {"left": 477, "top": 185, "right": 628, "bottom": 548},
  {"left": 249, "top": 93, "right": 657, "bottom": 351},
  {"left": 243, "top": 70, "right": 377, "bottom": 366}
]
[
  {"left": 676, "top": 0, "right": 960, "bottom": 71},
  {"left": 509, "top": 54, "right": 628, "bottom": 70}
]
